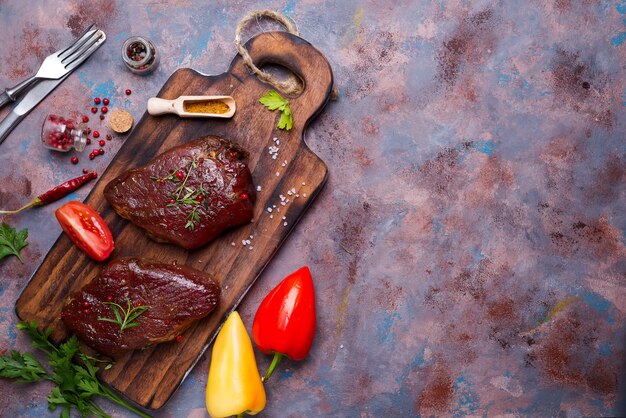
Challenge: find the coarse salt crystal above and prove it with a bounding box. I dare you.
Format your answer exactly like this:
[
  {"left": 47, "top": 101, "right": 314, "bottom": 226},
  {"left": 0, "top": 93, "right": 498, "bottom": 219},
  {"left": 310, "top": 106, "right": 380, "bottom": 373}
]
[
  {"left": 282, "top": 216, "right": 286, "bottom": 220},
  {"left": 280, "top": 202, "right": 286, "bottom": 206},
  {"left": 270, "top": 215, "right": 274, "bottom": 219},
  {"left": 287, "top": 190, "right": 293, "bottom": 196},
  {"left": 267, "top": 207, "right": 273, "bottom": 212},
  {"left": 256, "top": 185, "right": 262, "bottom": 192},
  {"left": 249, "top": 235, "right": 253, "bottom": 239},
  {"left": 340, "top": 344, "right": 344, "bottom": 349},
  {"left": 283, "top": 222, "right": 288, "bottom": 226},
  {"left": 272, "top": 154, "right": 278, "bottom": 160},
  {"left": 296, "top": 194, "right": 300, "bottom": 198},
  {"left": 276, "top": 172, "right": 280, "bottom": 176},
  {"left": 231, "top": 242, "right": 236, "bottom": 246},
  {"left": 241, "top": 240, "right": 247, "bottom": 246},
  {"left": 303, "top": 193, "right": 307, "bottom": 197},
  {"left": 302, "top": 182, "right": 306, "bottom": 186},
  {"left": 249, "top": 246, "right": 253, "bottom": 250}
]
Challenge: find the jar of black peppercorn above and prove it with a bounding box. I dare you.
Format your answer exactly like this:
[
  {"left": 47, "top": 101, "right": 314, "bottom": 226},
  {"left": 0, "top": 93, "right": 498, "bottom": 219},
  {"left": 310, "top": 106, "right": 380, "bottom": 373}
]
[{"left": 121, "top": 36, "right": 159, "bottom": 75}]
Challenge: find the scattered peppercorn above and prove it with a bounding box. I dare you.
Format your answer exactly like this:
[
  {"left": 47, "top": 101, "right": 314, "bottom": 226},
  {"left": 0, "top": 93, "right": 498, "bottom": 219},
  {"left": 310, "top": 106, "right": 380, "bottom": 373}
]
[
  {"left": 176, "top": 335, "right": 183, "bottom": 343},
  {"left": 86, "top": 138, "right": 91, "bottom": 145},
  {"left": 71, "top": 156, "right": 79, "bottom": 165},
  {"left": 103, "top": 98, "right": 110, "bottom": 105},
  {"left": 125, "top": 89, "right": 132, "bottom": 95},
  {"left": 90, "top": 107, "right": 98, "bottom": 114},
  {"left": 82, "top": 115, "right": 89, "bottom": 123},
  {"left": 99, "top": 115, "right": 105, "bottom": 121},
  {"left": 93, "top": 131, "right": 100, "bottom": 138},
  {"left": 98, "top": 149, "right": 105, "bottom": 155},
  {"left": 82, "top": 168, "right": 89, "bottom": 174},
  {"left": 101, "top": 106, "right": 108, "bottom": 114},
  {"left": 94, "top": 98, "right": 101, "bottom": 105},
  {"left": 99, "top": 140, "right": 105, "bottom": 146},
  {"left": 106, "top": 134, "right": 112, "bottom": 141}
]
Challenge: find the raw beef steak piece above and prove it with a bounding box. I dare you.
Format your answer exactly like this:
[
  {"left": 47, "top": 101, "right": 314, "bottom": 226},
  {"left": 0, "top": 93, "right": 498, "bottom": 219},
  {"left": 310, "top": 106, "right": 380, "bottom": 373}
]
[
  {"left": 104, "top": 135, "right": 255, "bottom": 249},
  {"left": 62, "top": 257, "right": 220, "bottom": 357}
]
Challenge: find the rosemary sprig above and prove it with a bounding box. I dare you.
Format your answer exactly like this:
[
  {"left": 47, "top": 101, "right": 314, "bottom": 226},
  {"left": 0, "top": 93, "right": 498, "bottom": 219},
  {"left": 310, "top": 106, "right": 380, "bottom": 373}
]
[
  {"left": 97, "top": 299, "right": 149, "bottom": 333},
  {"left": 152, "top": 156, "right": 206, "bottom": 231},
  {"left": 185, "top": 207, "right": 201, "bottom": 230}
]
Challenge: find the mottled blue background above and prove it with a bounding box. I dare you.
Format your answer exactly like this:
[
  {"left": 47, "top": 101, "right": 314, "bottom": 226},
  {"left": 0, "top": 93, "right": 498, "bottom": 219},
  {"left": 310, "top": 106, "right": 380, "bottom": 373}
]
[{"left": 0, "top": 0, "right": 625, "bottom": 417}]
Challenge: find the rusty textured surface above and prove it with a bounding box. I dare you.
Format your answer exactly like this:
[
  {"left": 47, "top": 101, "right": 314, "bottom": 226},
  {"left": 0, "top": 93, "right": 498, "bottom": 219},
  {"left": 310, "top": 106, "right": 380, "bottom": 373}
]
[{"left": 0, "top": 1, "right": 625, "bottom": 417}]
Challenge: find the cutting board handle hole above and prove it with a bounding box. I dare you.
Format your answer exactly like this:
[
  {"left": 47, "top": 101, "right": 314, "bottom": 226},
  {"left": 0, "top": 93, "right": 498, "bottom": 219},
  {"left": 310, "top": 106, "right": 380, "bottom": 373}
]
[{"left": 259, "top": 63, "right": 304, "bottom": 97}]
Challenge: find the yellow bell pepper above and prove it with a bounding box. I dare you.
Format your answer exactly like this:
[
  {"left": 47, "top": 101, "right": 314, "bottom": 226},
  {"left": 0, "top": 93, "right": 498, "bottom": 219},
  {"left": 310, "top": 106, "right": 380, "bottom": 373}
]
[{"left": 206, "top": 311, "right": 266, "bottom": 418}]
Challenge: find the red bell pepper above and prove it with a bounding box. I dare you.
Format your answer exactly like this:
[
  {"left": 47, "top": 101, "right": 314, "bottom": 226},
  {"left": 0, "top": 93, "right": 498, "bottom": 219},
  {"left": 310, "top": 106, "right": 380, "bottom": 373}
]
[{"left": 252, "top": 266, "right": 316, "bottom": 381}]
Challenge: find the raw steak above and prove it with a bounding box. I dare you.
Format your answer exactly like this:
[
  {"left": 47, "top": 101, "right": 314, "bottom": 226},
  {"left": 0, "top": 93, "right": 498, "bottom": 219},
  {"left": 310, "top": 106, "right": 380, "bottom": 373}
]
[
  {"left": 61, "top": 257, "right": 220, "bottom": 357},
  {"left": 104, "top": 135, "right": 255, "bottom": 249}
]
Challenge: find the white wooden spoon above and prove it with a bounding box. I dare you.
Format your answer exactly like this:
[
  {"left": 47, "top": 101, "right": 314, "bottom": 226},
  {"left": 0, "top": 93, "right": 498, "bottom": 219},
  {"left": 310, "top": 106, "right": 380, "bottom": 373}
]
[{"left": 147, "top": 95, "right": 236, "bottom": 118}]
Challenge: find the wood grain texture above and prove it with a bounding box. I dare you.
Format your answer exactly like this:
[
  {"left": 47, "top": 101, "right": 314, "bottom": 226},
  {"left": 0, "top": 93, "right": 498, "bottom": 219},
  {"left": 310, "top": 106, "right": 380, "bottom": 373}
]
[{"left": 15, "top": 31, "right": 333, "bottom": 410}]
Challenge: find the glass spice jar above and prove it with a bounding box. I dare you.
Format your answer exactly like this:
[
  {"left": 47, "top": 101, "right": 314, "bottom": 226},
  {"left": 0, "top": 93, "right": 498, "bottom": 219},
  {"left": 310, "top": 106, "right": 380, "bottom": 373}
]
[
  {"left": 121, "top": 36, "right": 159, "bottom": 75},
  {"left": 41, "top": 114, "right": 87, "bottom": 152}
]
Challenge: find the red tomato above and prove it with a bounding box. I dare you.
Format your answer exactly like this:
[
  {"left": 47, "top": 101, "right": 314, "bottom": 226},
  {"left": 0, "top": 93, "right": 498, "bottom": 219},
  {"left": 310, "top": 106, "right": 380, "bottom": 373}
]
[{"left": 55, "top": 201, "right": 114, "bottom": 261}]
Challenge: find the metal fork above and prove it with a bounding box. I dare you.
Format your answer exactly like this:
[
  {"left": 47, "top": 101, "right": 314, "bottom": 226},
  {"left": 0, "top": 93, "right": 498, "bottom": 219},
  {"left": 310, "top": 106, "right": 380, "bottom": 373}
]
[{"left": 0, "top": 24, "right": 101, "bottom": 109}]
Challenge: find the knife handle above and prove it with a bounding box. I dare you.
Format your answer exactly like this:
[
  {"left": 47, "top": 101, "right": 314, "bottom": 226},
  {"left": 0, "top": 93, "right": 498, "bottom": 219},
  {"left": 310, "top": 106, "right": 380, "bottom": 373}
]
[
  {"left": 0, "top": 110, "right": 25, "bottom": 146},
  {"left": 0, "top": 76, "right": 37, "bottom": 110},
  {"left": 0, "top": 91, "right": 13, "bottom": 109}
]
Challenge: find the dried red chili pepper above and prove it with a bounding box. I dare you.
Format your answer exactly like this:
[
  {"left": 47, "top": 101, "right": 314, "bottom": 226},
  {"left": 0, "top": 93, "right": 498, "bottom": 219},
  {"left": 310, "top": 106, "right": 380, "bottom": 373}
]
[{"left": 0, "top": 172, "right": 97, "bottom": 215}]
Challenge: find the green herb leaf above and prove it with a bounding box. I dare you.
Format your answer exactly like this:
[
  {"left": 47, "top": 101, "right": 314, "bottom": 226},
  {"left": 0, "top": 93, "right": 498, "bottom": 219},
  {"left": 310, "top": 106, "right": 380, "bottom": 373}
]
[
  {"left": 259, "top": 90, "right": 293, "bottom": 131},
  {"left": 99, "top": 299, "right": 150, "bottom": 333},
  {"left": 3, "top": 322, "right": 152, "bottom": 418},
  {"left": 0, "top": 222, "right": 28, "bottom": 263},
  {"left": 278, "top": 106, "right": 293, "bottom": 130},
  {"left": 0, "top": 350, "right": 50, "bottom": 382}
]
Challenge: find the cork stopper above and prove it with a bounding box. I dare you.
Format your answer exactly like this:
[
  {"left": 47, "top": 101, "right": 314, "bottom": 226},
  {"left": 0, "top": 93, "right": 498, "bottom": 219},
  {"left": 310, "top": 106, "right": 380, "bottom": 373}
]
[{"left": 109, "top": 110, "right": 134, "bottom": 133}]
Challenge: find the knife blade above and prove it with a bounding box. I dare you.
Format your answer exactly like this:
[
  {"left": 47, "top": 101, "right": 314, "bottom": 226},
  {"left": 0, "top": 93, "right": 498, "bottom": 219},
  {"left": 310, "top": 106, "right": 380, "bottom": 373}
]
[{"left": 0, "top": 74, "right": 71, "bottom": 147}]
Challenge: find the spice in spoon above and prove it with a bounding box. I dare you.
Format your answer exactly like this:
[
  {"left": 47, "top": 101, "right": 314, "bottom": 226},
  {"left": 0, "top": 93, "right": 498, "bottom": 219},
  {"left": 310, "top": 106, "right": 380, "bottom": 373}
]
[{"left": 183, "top": 100, "right": 230, "bottom": 114}]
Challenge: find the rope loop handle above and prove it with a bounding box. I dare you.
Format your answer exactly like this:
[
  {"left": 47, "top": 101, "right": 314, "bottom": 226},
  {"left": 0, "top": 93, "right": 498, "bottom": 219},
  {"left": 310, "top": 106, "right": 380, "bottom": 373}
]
[{"left": 234, "top": 10, "right": 302, "bottom": 96}]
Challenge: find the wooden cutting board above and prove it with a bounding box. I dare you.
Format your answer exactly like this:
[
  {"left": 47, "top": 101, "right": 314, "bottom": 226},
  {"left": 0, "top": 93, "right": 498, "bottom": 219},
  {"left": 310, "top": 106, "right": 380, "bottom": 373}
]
[{"left": 16, "top": 31, "right": 332, "bottom": 410}]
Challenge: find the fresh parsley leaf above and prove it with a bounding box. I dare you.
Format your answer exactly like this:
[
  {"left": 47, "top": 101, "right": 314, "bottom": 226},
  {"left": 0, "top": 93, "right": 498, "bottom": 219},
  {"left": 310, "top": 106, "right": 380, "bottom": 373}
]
[
  {"left": 1, "top": 321, "right": 152, "bottom": 418},
  {"left": 259, "top": 90, "right": 293, "bottom": 130},
  {"left": 0, "top": 222, "right": 28, "bottom": 263},
  {"left": 278, "top": 105, "right": 293, "bottom": 130},
  {"left": 259, "top": 90, "right": 287, "bottom": 110},
  {"left": 0, "top": 350, "right": 50, "bottom": 382}
]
